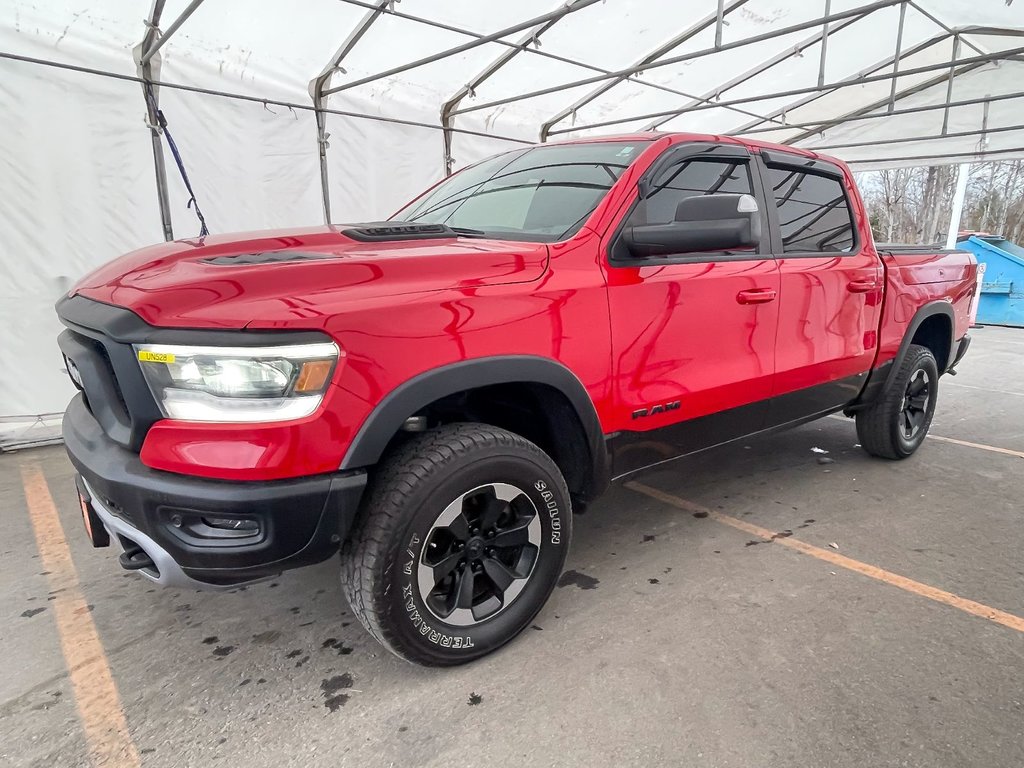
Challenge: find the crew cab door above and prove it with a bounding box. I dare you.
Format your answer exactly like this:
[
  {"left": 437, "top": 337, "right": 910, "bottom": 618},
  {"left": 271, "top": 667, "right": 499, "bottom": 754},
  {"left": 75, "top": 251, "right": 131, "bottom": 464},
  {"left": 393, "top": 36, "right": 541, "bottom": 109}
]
[
  {"left": 756, "top": 151, "right": 883, "bottom": 424},
  {"left": 602, "top": 144, "right": 780, "bottom": 477}
]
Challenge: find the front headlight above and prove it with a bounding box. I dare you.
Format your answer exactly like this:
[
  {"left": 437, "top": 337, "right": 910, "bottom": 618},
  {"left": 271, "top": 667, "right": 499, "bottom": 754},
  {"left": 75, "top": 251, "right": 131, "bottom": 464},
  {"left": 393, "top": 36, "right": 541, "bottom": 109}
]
[{"left": 134, "top": 342, "right": 339, "bottom": 422}]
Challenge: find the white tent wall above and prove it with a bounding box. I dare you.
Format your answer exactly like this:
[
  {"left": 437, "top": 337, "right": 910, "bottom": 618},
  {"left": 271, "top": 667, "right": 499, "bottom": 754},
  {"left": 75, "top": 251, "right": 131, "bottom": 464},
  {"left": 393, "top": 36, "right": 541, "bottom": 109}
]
[
  {"left": 0, "top": 26, "right": 163, "bottom": 440},
  {"left": 0, "top": 1, "right": 494, "bottom": 440},
  {"left": 2, "top": 0, "right": 1023, "bottom": 444},
  {"left": 325, "top": 114, "right": 441, "bottom": 221},
  {"left": 156, "top": 88, "right": 323, "bottom": 234}
]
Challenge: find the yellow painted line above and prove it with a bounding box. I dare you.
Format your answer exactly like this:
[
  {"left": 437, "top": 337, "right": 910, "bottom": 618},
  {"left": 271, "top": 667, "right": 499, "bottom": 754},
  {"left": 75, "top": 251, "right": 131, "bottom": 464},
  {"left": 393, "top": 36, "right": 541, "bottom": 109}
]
[
  {"left": 926, "top": 434, "right": 1024, "bottom": 460},
  {"left": 625, "top": 480, "right": 1024, "bottom": 635},
  {"left": 20, "top": 463, "right": 140, "bottom": 768},
  {"left": 825, "top": 414, "right": 1024, "bottom": 460}
]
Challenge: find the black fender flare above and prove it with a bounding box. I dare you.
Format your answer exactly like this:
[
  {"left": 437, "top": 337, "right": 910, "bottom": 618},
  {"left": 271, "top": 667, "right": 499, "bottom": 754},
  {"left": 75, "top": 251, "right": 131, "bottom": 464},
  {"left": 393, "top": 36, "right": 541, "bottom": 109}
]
[
  {"left": 884, "top": 301, "right": 956, "bottom": 386},
  {"left": 339, "top": 355, "right": 609, "bottom": 497},
  {"left": 854, "top": 301, "right": 955, "bottom": 409}
]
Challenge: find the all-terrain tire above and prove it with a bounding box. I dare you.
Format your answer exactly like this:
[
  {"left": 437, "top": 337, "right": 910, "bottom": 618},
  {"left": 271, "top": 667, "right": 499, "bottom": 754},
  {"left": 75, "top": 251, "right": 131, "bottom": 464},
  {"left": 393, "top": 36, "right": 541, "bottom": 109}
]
[
  {"left": 856, "top": 344, "right": 939, "bottom": 460},
  {"left": 340, "top": 423, "right": 572, "bottom": 666}
]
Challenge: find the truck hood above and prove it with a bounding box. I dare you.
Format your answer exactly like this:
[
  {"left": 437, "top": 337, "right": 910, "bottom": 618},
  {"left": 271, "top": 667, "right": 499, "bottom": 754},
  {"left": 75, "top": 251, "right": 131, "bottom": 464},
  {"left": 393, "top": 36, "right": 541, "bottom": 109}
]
[{"left": 72, "top": 225, "right": 549, "bottom": 329}]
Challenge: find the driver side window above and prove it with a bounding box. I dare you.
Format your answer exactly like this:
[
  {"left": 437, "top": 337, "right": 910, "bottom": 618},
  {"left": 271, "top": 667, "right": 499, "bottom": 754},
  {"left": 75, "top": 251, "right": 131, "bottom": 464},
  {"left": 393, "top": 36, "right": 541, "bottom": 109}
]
[{"left": 627, "top": 158, "right": 755, "bottom": 226}]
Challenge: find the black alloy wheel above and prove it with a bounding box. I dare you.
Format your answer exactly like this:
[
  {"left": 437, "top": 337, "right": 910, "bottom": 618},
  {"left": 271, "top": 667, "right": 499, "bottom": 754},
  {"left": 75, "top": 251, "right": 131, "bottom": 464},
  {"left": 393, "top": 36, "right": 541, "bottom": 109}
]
[
  {"left": 418, "top": 483, "right": 541, "bottom": 626},
  {"left": 900, "top": 368, "right": 932, "bottom": 441}
]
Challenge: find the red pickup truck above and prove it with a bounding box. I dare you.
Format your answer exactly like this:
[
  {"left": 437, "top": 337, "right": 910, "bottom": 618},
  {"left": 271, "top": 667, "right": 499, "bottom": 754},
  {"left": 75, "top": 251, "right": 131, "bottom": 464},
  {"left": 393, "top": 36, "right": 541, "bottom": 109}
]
[{"left": 57, "top": 133, "right": 976, "bottom": 665}]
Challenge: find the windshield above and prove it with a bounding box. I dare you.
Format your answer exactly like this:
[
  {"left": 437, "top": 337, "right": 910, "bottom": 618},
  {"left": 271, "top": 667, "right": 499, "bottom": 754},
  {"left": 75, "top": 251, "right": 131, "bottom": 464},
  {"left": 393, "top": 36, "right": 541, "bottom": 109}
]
[{"left": 391, "top": 141, "right": 650, "bottom": 242}]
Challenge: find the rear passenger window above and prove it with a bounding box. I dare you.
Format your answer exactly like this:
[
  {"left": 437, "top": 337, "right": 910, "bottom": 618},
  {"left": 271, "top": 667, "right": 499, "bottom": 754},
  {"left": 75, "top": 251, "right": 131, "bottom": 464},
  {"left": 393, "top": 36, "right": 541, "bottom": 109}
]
[
  {"left": 627, "top": 159, "right": 753, "bottom": 226},
  {"left": 766, "top": 167, "right": 855, "bottom": 253}
]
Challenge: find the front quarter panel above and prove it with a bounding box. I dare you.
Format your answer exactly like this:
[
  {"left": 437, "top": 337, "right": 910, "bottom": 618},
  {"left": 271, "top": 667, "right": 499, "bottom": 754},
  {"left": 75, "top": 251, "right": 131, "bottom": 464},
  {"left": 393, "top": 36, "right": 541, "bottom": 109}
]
[{"left": 326, "top": 236, "right": 614, "bottom": 469}]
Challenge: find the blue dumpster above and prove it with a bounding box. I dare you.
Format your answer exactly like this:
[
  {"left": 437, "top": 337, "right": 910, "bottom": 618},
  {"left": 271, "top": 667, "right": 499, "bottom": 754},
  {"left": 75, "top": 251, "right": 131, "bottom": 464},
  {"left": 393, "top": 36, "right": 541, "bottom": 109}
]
[{"left": 956, "top": 235, "right": 1024, "bottom": 327}]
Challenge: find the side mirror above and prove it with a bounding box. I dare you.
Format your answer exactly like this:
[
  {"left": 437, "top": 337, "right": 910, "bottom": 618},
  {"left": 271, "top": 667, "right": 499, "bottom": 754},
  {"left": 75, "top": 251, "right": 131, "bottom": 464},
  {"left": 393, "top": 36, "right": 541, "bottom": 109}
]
[{"left": 620, "top": 193, "right": 761, "bottom": 258}]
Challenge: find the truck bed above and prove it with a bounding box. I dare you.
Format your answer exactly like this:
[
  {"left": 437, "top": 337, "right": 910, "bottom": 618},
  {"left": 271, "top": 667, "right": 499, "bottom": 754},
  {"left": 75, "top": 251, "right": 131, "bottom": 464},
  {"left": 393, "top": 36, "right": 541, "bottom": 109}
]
[{"left": 875, "top": 243, "right": 967, "bottom": 256}]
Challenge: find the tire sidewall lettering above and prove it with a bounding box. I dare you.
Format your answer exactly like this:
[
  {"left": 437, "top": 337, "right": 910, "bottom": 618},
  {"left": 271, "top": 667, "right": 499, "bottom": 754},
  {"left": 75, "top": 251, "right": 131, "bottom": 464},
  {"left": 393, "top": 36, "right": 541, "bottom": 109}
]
[
  {"left": 534, "top": 479, "right": 563, "bottom": 545},
  {"left": 399, "top": 534, "right": 474, "bottom": 649}
]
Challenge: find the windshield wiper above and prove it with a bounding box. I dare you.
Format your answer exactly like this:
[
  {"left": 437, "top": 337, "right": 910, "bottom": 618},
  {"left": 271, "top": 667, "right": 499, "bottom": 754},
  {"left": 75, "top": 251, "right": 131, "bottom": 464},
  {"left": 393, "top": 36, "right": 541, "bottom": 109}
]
[{"left": 448, "top": 226, "right": 489, "bottom": 238}]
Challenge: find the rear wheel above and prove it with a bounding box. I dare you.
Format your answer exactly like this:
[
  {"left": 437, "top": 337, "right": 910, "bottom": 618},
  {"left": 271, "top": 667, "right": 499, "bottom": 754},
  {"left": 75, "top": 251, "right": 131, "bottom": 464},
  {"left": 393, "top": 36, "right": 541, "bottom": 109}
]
[
  {"left": 340, "top": 423, "right": 571, "bottom": 666},
  {"left": 856, "top": 344, "right": 939, "bottom": 459}
]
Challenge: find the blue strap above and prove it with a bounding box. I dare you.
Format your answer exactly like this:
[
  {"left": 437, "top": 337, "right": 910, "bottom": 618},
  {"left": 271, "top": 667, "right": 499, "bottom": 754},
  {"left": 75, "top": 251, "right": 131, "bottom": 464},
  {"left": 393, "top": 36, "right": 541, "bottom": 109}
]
[{"left": 145, "top": 84, "right": 209, "bottom": 237}]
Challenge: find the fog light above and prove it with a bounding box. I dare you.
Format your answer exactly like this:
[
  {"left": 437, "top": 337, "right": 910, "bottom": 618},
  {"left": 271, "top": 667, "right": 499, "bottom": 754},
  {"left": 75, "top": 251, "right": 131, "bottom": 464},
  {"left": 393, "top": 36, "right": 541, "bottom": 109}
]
[
  {"left": 202, "top": 517, "right": 259, "bottom": 532},
  {"left": 165, "top": 511, "right": 263, "bottom": 543}
]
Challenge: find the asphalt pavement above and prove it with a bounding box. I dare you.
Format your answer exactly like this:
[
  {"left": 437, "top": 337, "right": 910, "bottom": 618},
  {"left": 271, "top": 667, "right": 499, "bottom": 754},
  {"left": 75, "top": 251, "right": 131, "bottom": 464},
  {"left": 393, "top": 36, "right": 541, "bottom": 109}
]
[{"left": 3, "top": 325, "right": 1022, "bottom": 768}]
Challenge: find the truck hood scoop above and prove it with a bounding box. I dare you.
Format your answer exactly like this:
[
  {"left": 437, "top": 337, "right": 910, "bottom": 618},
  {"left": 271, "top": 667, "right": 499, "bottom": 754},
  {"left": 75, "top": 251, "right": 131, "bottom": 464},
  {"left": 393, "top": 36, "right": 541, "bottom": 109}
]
[
  {"left": 341, "top": 222, "right": 461, "bottom": 241},
  {"left": 202, "top": 251, "right": 332, "bottom": 266}
]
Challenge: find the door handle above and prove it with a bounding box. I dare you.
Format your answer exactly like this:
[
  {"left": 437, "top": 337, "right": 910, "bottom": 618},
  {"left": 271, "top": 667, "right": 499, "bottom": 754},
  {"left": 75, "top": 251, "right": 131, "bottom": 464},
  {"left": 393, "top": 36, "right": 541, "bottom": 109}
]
[
  {"left": 736, "top": 288, "right": 777, "bottom": 304},
  {"left": 847, "top": 279, "right": 879, "bottom": 293}
]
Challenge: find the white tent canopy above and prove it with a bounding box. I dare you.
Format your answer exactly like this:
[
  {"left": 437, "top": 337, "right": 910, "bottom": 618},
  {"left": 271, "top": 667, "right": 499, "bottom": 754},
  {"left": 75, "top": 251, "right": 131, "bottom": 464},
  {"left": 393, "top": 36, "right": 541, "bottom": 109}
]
[{"left": 1, "top": 0, "right": 1023, "bottom": 440}]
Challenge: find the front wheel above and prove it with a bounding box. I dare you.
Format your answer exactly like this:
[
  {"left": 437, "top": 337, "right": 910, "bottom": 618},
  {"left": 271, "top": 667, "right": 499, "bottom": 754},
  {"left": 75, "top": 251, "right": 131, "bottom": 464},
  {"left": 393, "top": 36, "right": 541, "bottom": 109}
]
[
  {"left": 856, "top": 343, "right": 939, "bottom": 459},
  {"left": 340, "top": 423, "right": 572, "bottom": 666}
]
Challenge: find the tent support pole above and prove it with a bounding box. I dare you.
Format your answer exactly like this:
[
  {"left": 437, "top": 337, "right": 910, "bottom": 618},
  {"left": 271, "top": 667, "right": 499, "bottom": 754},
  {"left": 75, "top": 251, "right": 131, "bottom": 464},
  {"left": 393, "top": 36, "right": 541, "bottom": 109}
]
[
  {"left": 309, "top": 0, "right": 390, "bottom": 224},
  {"left": 980, "top": 98, "right": 991, "bottom": 149},
  {"left": 907, "top": 1, "right": 986, "bottom": 55},
  {"left": 314, "top": 109, "right": 331, "bottom": 224},
  {"left": 139, "top": 0, "right": 206, "bottom": 66},
  {"left": 452, "top": 0, "right": 905, "bottom": 118},
  {"left": 324, "top": 0, "right": 603, "bottom": 96},
  {"left": 942, "top": 34, "right": 960, "bottom": 135},
  {"left": 644, "top": 12, "right": 870, "bottom": 131},
  {"left": 442, "top": 35, "right": 535, "bottom": 165},
  {"left": 539, "top": 0, "right": 749, "bottom": 141},
  {"left": 802, "top": 120, "right": 1024, "bottom": 152},
  {"left": 945, "top": 163, "right": 970, "bottom": 249},
  {"left": 144, "top": 96, "right": 174, "bottom": 242},
  {"left": 339, "top": 0, "right": 767, "bottom": 140},
  {"left": 818, "top": 0, "right": 831, "bottom": 87},
  {"left": 729, "top": 29, "right": 946, "bottom": 135},
  {"left": 746, "top": 87, "right": 1020, "bottom": 138},
  {"left": 767, "top": 48, "right": 992, "bottom": 144},
  {"left": 136, "top": 0, "right": 174, "bottom": 242},
  {"left": 888, "top": 2, "right": 907, "bottom": 112},
  {"left": 440, "top": 1, "right": 591, "bottom": 170},
  {"left": 1, "top": 49, "right": 534, "bottom": 145},
  {"left": 851, "top": 146, "right": 1024, "bottom": 166},
  {"left": 339, "top": 0, "right": 747, "bottom": 98},
  {"left": 550, "top": 43, "right": 1019, "bottom": 137}
]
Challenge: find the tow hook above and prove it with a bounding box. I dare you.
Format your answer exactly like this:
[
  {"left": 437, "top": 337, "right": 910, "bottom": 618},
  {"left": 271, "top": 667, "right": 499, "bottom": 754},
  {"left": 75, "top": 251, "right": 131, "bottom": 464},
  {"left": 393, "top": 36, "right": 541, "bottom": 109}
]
[{"left": 118, "top": 546, "right": 156, "bottom": 571}]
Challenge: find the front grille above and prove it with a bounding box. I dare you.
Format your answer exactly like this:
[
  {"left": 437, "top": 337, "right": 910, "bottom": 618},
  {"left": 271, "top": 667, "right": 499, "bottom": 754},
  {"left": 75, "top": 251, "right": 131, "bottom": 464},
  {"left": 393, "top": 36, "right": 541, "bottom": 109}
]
[
  {"left": 58, "top": 329, "right": 135, "bottom": 446},
  {"left": 92, "top": 341, "right": 130, "bottom": 414},
  {"left": 56, "top": 296, "right": 164, "bottom": 452}
]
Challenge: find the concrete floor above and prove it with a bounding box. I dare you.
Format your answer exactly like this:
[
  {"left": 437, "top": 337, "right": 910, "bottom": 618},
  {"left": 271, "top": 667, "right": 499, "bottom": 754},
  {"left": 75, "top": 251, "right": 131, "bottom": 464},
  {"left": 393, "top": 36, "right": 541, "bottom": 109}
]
[{"left": 3, "top": 326, "right": 1023, "bottom": 768}]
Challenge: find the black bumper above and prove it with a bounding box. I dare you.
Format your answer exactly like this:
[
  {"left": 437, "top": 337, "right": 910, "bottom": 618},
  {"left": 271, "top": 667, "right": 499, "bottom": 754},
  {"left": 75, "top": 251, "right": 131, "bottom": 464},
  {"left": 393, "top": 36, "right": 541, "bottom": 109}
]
[{"left": 62, "top": 394, "right": 366, "bottom": 587}]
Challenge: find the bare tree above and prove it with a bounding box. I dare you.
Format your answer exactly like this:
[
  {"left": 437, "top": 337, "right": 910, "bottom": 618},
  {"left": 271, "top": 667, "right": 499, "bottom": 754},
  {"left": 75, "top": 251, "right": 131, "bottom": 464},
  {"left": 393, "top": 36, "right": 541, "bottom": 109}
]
[
  {"left": 963, "top": 159, "right": 1024, "bottom": 239},
  {"left": 858, "top": 160, "right": 1024, "bottom": 245}
]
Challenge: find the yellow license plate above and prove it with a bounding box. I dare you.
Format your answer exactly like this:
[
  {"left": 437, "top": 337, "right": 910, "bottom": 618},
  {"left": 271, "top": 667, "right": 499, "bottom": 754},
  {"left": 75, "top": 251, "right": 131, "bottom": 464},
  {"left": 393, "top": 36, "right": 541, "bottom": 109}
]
[{"left": 137, "top": 350, "right": 176, "bottom": 363}]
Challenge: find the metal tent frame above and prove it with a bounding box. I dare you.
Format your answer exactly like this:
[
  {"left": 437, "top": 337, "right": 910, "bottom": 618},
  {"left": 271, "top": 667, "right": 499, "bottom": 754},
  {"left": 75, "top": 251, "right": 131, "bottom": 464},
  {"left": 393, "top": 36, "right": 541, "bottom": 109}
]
[
  {"left": 121, "top": 0, "right": 1024, "bottom": 235},
  {"left": 3, "top": 0, "right": 1024, "bottom": 435}
]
